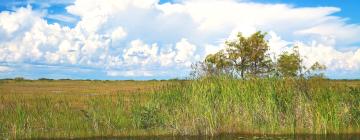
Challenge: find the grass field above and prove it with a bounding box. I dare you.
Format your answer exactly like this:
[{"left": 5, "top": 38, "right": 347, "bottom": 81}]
[
  {"left": 0, "top": 78, "right": 360, "bottom": 139},
  {"left": 0, "top": 79, "right": 174, "bottom": 138}
]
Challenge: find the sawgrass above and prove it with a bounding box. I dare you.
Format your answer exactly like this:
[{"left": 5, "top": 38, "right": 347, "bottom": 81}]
[
  {"left": 0, "top": 78, "right": 360, "bottom": 138},
  {"left": 135, "top": 76, "right": 360, "bottom": 135}
]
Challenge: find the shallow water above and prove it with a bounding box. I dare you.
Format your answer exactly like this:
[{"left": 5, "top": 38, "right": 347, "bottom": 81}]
[{"left": 71, "top": 134, "right": 360, "bottom": 140}]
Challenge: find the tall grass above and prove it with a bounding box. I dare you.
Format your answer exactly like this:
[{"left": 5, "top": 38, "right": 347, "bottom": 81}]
[
  {"left": 134, "top": 76, "right": 360, "bottom": 135},
  {"left": 0, "top": 78, "right": 360, "bottom": 138}
]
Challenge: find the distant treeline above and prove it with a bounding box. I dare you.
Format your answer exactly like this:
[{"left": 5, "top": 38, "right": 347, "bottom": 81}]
[{"left": 0, "top": 77, "right": 358, "bottom": 81}]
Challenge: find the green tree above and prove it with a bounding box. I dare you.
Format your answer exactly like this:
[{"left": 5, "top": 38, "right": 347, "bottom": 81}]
[
  {"left": 276, "top": 47, "right": 302, "bottom": 77},
  {"left": 204, "top": 50, "right": 232, "bottom": 76},
  {"left": 195, "top": 31, "right": 326, "bottom": 79},
  {"left": 306, "top": 62, "right": 327, "bottom": 78},
  {"left": 225, "top": 31, "right": 272, "bottom": 78},
  {"left": 276, "top": 47, "right": 327, "bottom": 78}
]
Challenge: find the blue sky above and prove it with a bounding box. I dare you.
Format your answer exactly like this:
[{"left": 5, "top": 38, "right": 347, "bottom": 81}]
[{"left": 0, "top": 0, "right": 359, "bottom": 80}]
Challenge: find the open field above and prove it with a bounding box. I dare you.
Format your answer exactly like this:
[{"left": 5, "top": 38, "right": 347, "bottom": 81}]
[
  {"left": 0, "top": 79, "right": 175, "bottom": 138},
  {"left": 1, "top": 78, "right": 360, "bottom": 139}
]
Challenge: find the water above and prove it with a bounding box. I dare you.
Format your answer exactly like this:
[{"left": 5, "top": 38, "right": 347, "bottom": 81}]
[{"left": 73, "top": 134, "right": 360, "bottom": 140}]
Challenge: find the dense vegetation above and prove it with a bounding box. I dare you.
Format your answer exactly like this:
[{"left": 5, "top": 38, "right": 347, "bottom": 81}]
[
  {"left": 1, "top": 78, "right": 360, "bottom": 138},
  {"left": 138, "top": 77, "right": 360, "bottom": 135},
  {"left": 1, "top": 32, "right": 359, "bottom": 139}
]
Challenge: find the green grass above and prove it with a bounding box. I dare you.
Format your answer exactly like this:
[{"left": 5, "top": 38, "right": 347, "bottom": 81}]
[
  {"left": 137, "top": 76, "right": 360, "bottom": 135},
  {"left": 0, "top": 78, "right": 360, "bottom": 138}
]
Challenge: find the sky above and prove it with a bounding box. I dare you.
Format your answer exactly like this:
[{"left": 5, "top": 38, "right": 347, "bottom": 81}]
[{"left": 0, "top": 0, "right": 359, "bottom": 80}]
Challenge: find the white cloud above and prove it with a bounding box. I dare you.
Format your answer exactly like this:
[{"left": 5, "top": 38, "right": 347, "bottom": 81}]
[
  {"left": 0, "top": 0, "right": 360, "bottom": 78},
  {"left": 295, "top": 21, "right": 360, "bottom": 45},
  {"left": 107, "top": 70, "right": 153, "bottom": 77},
  {"left": 123, "top": 39, "right": 159, "bottom": 66},
  {"left": 111, "top": 27, "right": 127, "bottom": 41},
  {"left": 119, "top": 38, "right": 198, "bottom": 71},
  {"left": 0, "top": 66, "right": 12, "bottom": 72},
  {"left": 297, "top": 42, "right": 360, "bottom": 70},
  {"left": 0, "top": 7, "right": 126, "bottom": 67},
  {"left": 0, "top": 7, "right": 39, "bottom": 36},
  {"left": 267, "top": 32, "right": 360, "bottom": 71},
  {"left": 174, "top": 38, "right": 199, "bottom": 67}
]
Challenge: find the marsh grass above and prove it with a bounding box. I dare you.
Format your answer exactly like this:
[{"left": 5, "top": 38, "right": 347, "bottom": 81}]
[
  {"left": 0, "top": 78, "right": 360, "bottom": 138},
  {"left": 135, "top": 76, "right": 360, "bottom": 135}
]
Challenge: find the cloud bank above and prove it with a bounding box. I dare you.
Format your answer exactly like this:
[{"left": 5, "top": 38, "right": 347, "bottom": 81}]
[{"left": 0, "top": 0, "right": 359, "bottom": 79}]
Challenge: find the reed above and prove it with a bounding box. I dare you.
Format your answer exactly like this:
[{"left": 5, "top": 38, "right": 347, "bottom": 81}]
[
  {"left": 0, "top": 78, "right": 360, "bottom": 138},
  {"left": 135, "top": 76, "right": 360, "bottom": 135}
]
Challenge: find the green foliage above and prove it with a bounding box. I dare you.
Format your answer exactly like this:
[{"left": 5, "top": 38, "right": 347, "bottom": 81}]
[
  {"left": 306, "top": 62, "right": 327, "bottom": 78},
  {"left": 226, "top": 31, "right": 272, "bottom": 77},
  {"left": 200, "top": 31, "right": 273, "bottom": 78},
  {"left": 276, "top": 48, "right": 327, "bottom": 78},
  {"left": 204, "top": 51, "right": 232, "bottom": 76},
  {"left": 132, "top": 103, "right": 165, "bottom": 129},
  {"left": 140, "top": 76, "right": 360, "bottom": 135},
  {"left": 199, "top": 31, "right": 327, "bottom": 79},
  {"left": 277, "top": 47, "right": 302, "bottom": 77}
]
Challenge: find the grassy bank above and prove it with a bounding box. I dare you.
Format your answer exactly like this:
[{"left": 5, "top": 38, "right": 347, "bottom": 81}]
[{"left": 0, "top": 78, "right": 360, "bottom": 138}]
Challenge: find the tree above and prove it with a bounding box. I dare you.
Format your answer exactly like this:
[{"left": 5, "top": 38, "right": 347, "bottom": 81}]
[
  {"left": 196, "top": 31, "right": 273, "bottom": 78},
  {"left": 276, "top": 47, "right": 327, "bottom": 78},
  {"left": 306, "top": 62, "right": 327, "bottom": 78},
  {"left": 204, "top": 51, "right": 232, "bottom": 76},
  {"left": 276, "top": 47, "right": 302, "bottom": 77},
  {"left": 225, "top": 31, "right": 272, "bottom": 78},
  {"left": 194, "top": 31, "right": 327, "bottom": 79}
]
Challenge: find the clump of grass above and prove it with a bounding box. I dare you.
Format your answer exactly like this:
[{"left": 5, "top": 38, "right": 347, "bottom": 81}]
[
  {"left": 85, "top": 96, "right": 130, "bottom": 135},
  {"left": 131, "top": 103, "right": 165, "bottom": 129}
]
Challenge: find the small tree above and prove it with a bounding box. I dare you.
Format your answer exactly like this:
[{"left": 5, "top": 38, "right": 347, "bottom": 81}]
[
  {"left": 225, "top": 31, "right": 272, "bottom": 78},
  {"left": 306, "top": 62, "right": 327, "bottom": 78},
  {"left": 277, "top": 47, "right": 302, "bottom": 77},
  {"left": 194, "top": 31, "right": 327, "bottom": 79},
  {"left": 276, "top": 47, "right": 327, "bottom": 79}
]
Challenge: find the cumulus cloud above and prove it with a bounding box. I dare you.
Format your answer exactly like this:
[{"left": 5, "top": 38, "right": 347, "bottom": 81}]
[
  {"left": 123, "top": 40, "right": 159, "bottom": 66},
  {"left": 297, "top": 42, "right": 360, "bottom": 71},
  {"left": 266, "top": 31, "right": 360, "bottom": 71},
  {"left": 0, "top": 0, "right": 359, "bottom": 78},
  {"left": 0, "top": 6, "right": 120, "bottom": 67},
  {"left": 174, "top": 38, "right": 199, "bottom": 67},
  {"left": 120, "top": 38, "right": 200, "bottom": 69}
]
